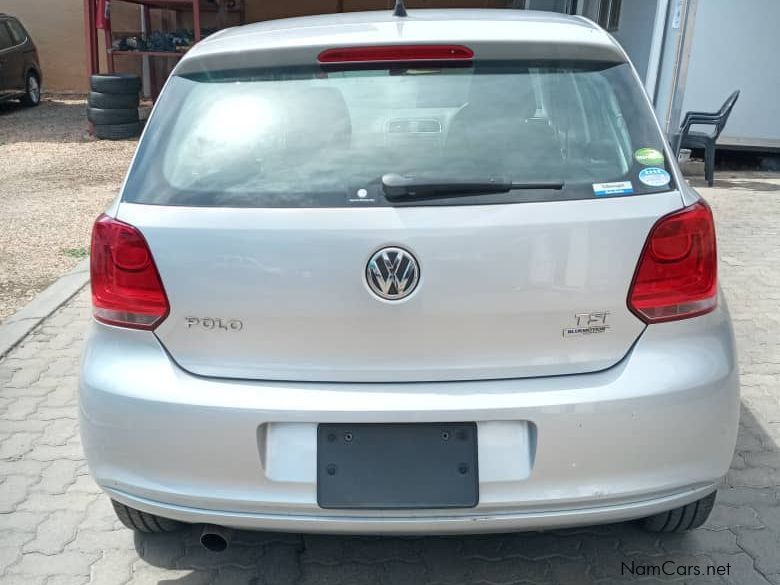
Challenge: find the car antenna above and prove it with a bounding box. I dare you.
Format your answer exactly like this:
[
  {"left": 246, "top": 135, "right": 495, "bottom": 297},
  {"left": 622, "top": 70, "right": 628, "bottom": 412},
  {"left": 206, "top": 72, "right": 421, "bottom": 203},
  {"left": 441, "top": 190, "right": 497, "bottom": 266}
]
[{"left": 393, "top": 0, "right": 408, "bottom": 17}]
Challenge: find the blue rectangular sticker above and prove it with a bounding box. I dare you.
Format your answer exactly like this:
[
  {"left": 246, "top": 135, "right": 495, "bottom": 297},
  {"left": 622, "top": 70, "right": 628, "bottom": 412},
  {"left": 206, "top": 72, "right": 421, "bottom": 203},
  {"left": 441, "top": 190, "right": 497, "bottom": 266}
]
[{"left": 592, "top": 181, "right": 634, "bottom": 197}]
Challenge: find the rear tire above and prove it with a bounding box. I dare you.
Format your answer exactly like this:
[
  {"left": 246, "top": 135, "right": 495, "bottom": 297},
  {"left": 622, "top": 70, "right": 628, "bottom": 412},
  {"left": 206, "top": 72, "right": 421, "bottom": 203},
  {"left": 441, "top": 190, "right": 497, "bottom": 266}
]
[
  {"left": 20, "top": 71, "right": 41, "bottom": 107},
  {"left": 93, "top": 121, "right": 142, "bottom": 140},
  {"left": 87, "top": 107, "right": 139, "bottom": 125},
  {"left": 639, "top": 491, "right": 717, "bottom": 532},
  {"left": 90, "top": 73, "right": 142, "bottom": 95},
  {"left": 89, "top": 91, "right": 139, "bottom": 109},
  {"left": 111, "top": 500, "right": 184, "bottom": 533}
]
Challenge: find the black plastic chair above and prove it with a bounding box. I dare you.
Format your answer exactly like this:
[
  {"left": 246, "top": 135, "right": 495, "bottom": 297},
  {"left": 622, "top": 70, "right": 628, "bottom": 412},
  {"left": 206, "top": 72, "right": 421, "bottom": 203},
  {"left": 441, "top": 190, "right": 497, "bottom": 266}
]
[{"left": 675, "top": 90, "right": 740, "bottom": 186}]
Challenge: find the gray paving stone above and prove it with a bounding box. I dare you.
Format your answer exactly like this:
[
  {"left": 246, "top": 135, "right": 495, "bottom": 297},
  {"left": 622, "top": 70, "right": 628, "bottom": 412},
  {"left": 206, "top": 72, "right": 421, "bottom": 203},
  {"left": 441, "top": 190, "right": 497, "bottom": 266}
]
[
  {"left": 0, "top": 432, "right": 38, "bottom": 459},
  {"left": 717, "top": 486, "right": 780, "bottom": 509},
  {"left": 0, "top": 475, "right": 36, "bottom": 513},
  {"left": 379, "top": 561, "right": 429, "bottom": 585},
  {"left": 547, "top": 558, "right": 594, "bottom": 584},
  {"left": 1, "top": 397, "right": 45, "bottom": 421},
  {"left": 25, "top": 440, "right": 84, "bottom": 462},
  {"left": 38, "top": 418, "right": 79, "bottom": 447},
  {"left": 660, "top": 528, "right": 741, "bottom": 555},
  {"left": 707, "top": 504, "right": 765, "bottom": 531},
  {"left": 5, "top": 550, "right": 99, "bottom": 576},
  {"left": 501, "top": 531, "right": 583, "bottom": 560},
  {"left": 467, "top": 557, "right": 549, "bottom": 584},
  {"left": 298, "top": 561, "right": 383, "bottom": 585},
  {"left": 211, "top": 567, "right": 260, "bottom": 585},
  {"left": 67, "top": 528, "right": 136, "bottom": 555},
  {"left": 735, "top": 508, "right": 780, "bottom": 575},
  {"left": 80, "top": 496, "right": 122, "bottom": 532},
  {"left": 89, "top": 549, "right": 138, "bottom": 585},
  {"left": 0, "top": 510, "right": 45, "bottom": 544},
  {"left": 5, "top": 368, "right": 44, "bottom": 388},
  {"left": 23, "top": 509, "right": 84, "bottom": 554},
  {"left": 0, "top": 458, "right": 52, "bottom": 477},
  {"left": 258, "top": 542, "right": 303, "bottom": 585},
  {"left": 0, "top": 576, "right": 47, "bottom": 585},
  {"left": 130, "top": 563, "right": 211, "bottom": 585},
  {"left": 0, "top": 545, "right": 21, "bottom": 574},
  {"left": 0, "top": 183, "right": 778, "bottom": 583},
  {"left": 65, "top": 473, "right": 102, "bottom": 495},
  {"left": 17, "top": 491, "right": 98, "bottom": 514},
  {"left": 33, "top": 459, "right": 81, "bottom": 495},
  {"left": 46, "top": 576, "right": 91, "bottom": 585},
  {"left": 708, "top": 552, "right": 774, "bottom": 585},
  {"left": 340, "top": 536, "right": 419, "bottom": 563}
]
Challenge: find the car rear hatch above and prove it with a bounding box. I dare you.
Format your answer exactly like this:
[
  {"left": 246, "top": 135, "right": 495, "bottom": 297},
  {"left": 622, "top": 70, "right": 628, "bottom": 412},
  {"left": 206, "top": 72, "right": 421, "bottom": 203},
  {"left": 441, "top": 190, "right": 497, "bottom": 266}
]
[{"left": 113, "top": 46, "right": 684, "bottom": 382}]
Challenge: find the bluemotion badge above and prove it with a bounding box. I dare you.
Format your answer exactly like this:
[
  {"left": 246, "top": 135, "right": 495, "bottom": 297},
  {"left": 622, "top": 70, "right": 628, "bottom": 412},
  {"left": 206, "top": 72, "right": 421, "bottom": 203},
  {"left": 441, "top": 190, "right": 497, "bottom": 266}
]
[
  {"left": 638, "top": 167, "right": 671, "bottom": 187},
  {"left": 634, "top": 147, "right": 665, "bottom": 166}
]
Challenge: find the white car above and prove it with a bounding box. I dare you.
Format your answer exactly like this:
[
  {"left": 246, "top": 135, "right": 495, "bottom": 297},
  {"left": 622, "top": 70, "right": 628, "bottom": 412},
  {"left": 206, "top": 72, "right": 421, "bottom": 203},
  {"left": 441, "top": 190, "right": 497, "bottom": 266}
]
[{"left": 80, "top": 7, "right": 739, "bottom": 547}]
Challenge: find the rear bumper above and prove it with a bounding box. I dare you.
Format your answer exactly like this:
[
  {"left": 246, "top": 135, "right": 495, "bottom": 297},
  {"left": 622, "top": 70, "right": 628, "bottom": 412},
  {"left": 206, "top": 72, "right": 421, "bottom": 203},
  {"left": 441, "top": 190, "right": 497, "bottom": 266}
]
[
  {"left": 105, "top": 483, "right": 718, "bottom": 534},
  {"left": 80, "top": 301, "right": 739, "bottom": 533}
]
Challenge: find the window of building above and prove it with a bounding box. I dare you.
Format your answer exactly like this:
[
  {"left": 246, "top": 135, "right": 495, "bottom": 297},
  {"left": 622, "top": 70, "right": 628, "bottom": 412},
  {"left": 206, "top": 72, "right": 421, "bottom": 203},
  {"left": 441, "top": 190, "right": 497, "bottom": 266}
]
[{"left": 597, "top": 0, "right": 622, "bottom": 31}]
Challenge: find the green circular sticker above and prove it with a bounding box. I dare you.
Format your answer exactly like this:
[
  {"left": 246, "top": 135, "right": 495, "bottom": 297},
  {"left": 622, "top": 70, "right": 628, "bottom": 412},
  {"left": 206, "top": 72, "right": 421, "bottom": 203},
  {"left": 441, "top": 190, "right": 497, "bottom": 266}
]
[{"left": 634, "top": 148, "right": 665, "bottom": 166}]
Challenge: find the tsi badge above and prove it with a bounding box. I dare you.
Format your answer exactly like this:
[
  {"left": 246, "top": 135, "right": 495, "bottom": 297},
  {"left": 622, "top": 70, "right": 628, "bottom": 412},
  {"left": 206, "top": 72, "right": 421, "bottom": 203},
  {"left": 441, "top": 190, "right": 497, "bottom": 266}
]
[{"left": 563, "top": 311, "right": 610, "bottom": 338}]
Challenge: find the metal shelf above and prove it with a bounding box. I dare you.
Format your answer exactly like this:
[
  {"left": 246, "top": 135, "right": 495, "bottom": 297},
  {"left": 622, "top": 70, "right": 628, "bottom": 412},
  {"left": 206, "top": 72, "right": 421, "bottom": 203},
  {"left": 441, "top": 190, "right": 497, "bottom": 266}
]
[
  {"left": 94, "top": 0, "right": 244, "bottom": 99},
  {"left": 109, "top": 49, "right": 186, "bottom": 58},
  {"left": 110, "top": 0, "right": 242, "bottom": 13}
]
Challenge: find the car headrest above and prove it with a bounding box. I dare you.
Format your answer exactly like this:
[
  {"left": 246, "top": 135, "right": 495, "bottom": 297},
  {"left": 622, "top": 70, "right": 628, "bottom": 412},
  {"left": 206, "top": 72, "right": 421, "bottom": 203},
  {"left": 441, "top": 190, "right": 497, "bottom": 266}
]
[
  {"left": 465, "top": 71, "right": 537, "bottom": 121},
  {"left": 285, "top": 87, "right": 351, "bottom": 149}
]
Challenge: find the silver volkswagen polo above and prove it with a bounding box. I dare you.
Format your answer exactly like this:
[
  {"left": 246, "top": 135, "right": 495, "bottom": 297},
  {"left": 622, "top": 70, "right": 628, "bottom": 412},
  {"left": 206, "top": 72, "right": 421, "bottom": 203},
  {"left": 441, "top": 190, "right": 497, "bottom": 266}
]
[{"left": 80, "top": 8, "right": 739, "bottom": 542}]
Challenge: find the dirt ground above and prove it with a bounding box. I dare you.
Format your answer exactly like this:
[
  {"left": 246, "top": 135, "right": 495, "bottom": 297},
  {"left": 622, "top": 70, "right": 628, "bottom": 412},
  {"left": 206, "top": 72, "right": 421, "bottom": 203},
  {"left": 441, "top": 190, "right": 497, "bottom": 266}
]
[{"left": 0, "top": 96, "right": 136, "bottom": 322}]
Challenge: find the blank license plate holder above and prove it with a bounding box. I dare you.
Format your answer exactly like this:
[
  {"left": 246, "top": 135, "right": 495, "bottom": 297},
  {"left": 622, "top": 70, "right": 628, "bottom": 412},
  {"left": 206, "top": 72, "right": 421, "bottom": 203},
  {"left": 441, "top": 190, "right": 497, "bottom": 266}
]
[{"left": 317, "top": 422, "right": 478, "bottom": 509}]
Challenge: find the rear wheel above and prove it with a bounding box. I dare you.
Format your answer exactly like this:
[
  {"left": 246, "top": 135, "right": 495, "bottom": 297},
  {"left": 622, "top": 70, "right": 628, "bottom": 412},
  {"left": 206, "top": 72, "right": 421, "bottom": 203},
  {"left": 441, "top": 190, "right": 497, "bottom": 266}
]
[
  {"left": 639, "top": 491, "right": 717, "bottom": 532},
  {"left": 20, "top": 71, "right": 40, "bottom": 107},
  {"left": 111, "top": 500, "right": 184, "bottom": 533}
]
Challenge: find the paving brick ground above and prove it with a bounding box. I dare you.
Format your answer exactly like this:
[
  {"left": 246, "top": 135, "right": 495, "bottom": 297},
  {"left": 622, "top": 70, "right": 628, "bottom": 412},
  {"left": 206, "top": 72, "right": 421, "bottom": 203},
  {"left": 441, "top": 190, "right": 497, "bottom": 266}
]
[{"left": 1, "top": 177, "right": 779, "bottom": 584}]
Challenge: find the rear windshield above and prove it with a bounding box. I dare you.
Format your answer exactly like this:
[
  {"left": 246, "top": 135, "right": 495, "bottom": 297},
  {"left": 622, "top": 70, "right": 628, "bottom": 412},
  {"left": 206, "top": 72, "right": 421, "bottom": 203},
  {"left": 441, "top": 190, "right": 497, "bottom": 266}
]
[{"left": 123, "top": 61, "right": 676, "bottom": 207}]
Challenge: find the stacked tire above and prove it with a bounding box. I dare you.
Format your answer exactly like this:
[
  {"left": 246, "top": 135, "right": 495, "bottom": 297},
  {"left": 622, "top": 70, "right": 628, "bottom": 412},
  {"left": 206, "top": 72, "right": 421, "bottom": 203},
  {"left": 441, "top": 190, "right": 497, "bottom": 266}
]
[{"left": 88, "top": 74, "right": 142, "bottom": 140}]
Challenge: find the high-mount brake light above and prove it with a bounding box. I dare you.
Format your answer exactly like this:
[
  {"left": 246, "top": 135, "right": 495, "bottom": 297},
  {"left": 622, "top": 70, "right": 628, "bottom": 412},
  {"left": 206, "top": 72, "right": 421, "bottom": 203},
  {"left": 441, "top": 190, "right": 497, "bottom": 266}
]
[
  {"left": 90, "top": 214, "right": 169, "bottom": 330},
  {"left": 317, "top": 45, "right": 474, "bottom": 64},
  {"left": 628, "top": 201, "right": 717, "bottom": 323}
]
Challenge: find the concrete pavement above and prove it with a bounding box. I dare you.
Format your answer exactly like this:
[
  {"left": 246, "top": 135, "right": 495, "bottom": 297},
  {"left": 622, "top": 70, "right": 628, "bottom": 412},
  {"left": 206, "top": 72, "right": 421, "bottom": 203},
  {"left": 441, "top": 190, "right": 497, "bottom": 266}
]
[{"left": 1, "top": 178, "right": 779, "bottom": 584}]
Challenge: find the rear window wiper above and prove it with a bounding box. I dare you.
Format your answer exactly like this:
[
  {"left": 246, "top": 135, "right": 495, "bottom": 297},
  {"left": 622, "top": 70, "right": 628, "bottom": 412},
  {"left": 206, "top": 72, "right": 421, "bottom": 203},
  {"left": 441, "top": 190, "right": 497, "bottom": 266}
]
[{"left": 381, "top": 173, "right": 564, "bottom": 199}]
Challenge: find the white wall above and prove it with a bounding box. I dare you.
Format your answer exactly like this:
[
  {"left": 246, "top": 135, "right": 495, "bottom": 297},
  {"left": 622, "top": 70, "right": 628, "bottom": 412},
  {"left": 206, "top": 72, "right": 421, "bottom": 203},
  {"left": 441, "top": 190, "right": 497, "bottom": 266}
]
[
  {"left": 679, "top": 0, "right": 780, "bottom": 147},
  {"left": 611, "top": 0, "right": 658, "bottom": 82}
]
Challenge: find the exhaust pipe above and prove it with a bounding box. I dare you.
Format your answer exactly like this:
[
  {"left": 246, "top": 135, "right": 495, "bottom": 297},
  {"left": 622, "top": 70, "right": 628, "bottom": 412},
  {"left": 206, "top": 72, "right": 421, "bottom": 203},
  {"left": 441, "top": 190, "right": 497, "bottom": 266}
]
[{"left": 200, "top": 524, "right": 232, "bottom": 552}]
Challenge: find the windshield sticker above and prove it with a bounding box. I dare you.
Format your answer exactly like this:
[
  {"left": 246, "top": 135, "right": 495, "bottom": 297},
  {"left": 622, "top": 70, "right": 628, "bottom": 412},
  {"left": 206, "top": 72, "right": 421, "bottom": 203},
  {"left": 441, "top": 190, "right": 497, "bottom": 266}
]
[
  {"left": 348, "top": 187, "right": 376, "bottom": 203},
  {"left": 634, "top": 147, "right": 665, "bottom": 166},
  {"left": 638, "top": 167, "right": 671, "bottom": 187},
  {"left": 592, "top": 181, "right": 634, "bottom": 197}
]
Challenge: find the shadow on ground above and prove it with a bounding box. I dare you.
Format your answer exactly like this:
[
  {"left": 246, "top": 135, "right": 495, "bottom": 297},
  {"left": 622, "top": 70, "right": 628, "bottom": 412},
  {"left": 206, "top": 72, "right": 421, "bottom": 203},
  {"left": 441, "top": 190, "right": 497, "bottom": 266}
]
[
  {"left": 129, "top": 403, "right": 779, "bottom": 585},
  {"left": 687, "top": 177, "right": 780, "bottom": 192}
]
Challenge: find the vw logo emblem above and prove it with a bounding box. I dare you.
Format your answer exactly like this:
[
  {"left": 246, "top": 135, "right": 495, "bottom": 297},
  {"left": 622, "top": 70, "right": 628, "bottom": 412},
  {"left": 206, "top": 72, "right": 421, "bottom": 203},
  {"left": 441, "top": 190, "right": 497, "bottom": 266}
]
[{"left": 366, "top": 247, "right": 420, "bottom": 301}]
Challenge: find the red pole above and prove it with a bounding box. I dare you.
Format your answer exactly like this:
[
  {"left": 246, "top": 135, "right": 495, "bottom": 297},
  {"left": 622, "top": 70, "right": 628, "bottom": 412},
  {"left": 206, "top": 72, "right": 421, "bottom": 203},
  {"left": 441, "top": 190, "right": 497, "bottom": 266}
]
[
  {"left": 193, "top": 0, "right": 202, "bottom": 42},
  {"left": 83, "top": 0, "right": 98, "bottom": 79}
]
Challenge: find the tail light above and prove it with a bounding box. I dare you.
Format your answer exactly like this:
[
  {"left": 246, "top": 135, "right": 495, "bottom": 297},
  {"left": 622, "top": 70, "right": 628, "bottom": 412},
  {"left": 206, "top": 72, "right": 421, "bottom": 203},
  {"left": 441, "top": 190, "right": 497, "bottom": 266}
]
[
  {"left": 90, "top": 214, "right": 169, "bottom": 329},
  {"left": 318, "top": 45, "right": 474, "bottom": 64},
  {"left": 628, "top": 201, "right": 717, "bottom": 323}
]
